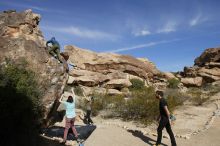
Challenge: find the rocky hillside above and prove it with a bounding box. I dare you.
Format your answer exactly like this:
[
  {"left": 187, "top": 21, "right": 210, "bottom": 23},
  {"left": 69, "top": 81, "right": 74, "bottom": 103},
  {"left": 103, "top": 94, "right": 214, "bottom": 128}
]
[
  {"left": 180, "top": 47, "right": 220, "bottom": 87},
  {"left": 64, "top": 45, "right": 168, "bottom": 95},
  {"left": 0, "top": 10, "right": 68, "bottom": 125}
]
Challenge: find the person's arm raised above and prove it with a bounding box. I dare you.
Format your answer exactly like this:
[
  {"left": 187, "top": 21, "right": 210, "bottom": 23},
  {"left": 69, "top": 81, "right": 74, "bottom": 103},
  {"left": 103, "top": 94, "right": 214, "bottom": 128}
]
[
  {"left": 80, "top": 85, "right": 90, "bottom": 101},
  {"left": 59, "top": 94, "right": 65, "bottom": 103},
  {"left": 71, "top": 87, "right": 76, "bottom": 103}
]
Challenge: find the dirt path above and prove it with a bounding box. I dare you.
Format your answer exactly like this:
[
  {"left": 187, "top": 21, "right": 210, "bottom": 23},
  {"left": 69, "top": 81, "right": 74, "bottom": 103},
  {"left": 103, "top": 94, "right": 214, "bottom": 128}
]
[
  {"left": 85, "top": 115, "right": 220, "bottom": 146},
  {"left": 177, "top": 116, "right": 220, "bottom": 146},
  {"left": 85, "top": 124, "right": 158, "bottom": 146},
  {"left": 85, "top": 93, "right": 220, "bottom": 146}
]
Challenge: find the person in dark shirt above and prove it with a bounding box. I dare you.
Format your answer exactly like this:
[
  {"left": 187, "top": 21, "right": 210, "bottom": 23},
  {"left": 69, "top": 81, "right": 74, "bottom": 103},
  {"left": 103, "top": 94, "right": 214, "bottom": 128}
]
[
  {"left": 46, "top": 37, "right": 63, "bottom": 63},
  {"left": 154, "top": 90, "right": 177, "bottom": 146},
  {"left": 81, "top": 88, "right": 94, "bottom": 125}
]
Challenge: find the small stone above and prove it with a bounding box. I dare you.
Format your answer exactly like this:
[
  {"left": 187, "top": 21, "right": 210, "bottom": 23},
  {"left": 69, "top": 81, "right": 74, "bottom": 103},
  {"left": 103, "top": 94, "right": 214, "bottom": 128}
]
[
  {"left": 163, "top": 135, "right": 169, "bottom": 139},
  {"left": 152, "top": 133, "right": 157, "bottom": 137},
  {"left": 51, "top": 77, "right": 59, "bottom": 84}
]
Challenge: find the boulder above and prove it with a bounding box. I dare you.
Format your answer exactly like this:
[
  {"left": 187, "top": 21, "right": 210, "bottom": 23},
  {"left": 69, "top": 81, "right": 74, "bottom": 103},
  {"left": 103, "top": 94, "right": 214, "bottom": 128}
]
[
  {"left": 198, "top": 67, "right": 220, "bottom": 77},
  {"left": 80, "top": 86, "right": 107, "bottom": 95},
  {"left": 205, "top": 62, "right": 220, "bottom": 68},
  {"left": 0, "top": 10, "right": 68, "bottom": 125},
  {"left": 181, "top": 77, "right": 203, "bottom": 87},
  {"left": 197, "top": 72, "right": 220, "bottom": 83},
  {"left": 163, "top": 72, "right": 177, "bottom": 80},
  {"left": 181, "top": 47, "right": 220, "bottom": 85},
  {"left": 67, "top": 76, "right": 75, "bottom": 84},
  {"left": 69, "top": 69, "right": 110, "bottom": 85},
  {"left": 107, "top": 89, "right": 123, "bottom": 95},
  {"left": 69, "top": 76, "right": 97, "bottom": 86},
  {"left": 104, "top": 79, "right": 132, "bottom": 89},
  {"left": 65, "top": 45, "right": 160, "bottom": 80},
  {"left": 183, "top": 66, "right": 198, "bottom": 77},
  {"left": 194, "top": 48, "right": 220, "bottom": 67}
]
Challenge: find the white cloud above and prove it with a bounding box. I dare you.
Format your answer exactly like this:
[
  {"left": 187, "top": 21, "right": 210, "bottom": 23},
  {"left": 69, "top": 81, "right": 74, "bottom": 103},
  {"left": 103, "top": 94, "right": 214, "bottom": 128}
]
[
  {"left": 190, "top": 14, "right": 201, "bottom": 26},
  {"left": 42, "top": 26, "right": 118, "bottom": 40},
  {"left": 189, "top": 13, "right": 207, "bottom": 27},
  {"left": 157, "top": 21, "right": 177, "bottom": 33},
  {"left": 106, "top": 38, "right": 181, "bottom": 53},
  {"left": 133, "top": 29, "right": 151, "bottom": 36},
  {"left": 2, "top": 2, "right": 65, "bottom": 14}
]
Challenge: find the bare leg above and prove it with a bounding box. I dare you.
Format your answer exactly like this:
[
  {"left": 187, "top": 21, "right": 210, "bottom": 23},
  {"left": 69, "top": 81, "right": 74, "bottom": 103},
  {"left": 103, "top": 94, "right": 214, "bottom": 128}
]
[
  {"left": 71, "top": 118, "right": 78, "bottom": 138},
  {"left": 63, "top": 118, "right": 71, "bottom": 141}
]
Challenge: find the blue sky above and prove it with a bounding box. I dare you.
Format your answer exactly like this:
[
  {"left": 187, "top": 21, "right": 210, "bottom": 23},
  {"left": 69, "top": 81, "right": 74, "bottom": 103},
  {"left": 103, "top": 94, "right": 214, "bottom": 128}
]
[{"left": 1, "top": 0, "right": 220, "bottom": 72}]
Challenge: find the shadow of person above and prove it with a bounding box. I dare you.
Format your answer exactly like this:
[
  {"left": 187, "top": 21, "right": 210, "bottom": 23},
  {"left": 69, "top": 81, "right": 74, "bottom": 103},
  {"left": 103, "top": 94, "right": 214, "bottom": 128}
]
[
  {"left": 42, "top": 125, "right": 96, "bottom": 141},
  {"left": 127, "top": 130, "right": 168, "bottom": 146}
]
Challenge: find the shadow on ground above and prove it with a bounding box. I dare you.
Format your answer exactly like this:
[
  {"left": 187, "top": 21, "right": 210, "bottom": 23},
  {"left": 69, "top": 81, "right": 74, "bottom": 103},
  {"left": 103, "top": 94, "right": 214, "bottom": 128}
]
[
  {"left": 38, "top": 136, "right": 64, "bottom": 146},
  {"left": 127, "top": 130, "right": 168, "bottom": 146},
  {"left": 42, "top": 125, "right": 96, "bottom": 141}
]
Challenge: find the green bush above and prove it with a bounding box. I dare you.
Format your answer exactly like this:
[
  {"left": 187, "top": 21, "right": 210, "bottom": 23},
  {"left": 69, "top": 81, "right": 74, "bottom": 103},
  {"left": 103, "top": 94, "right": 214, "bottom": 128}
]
[
  {"left": 167, "top": 78, "right": 180, "bottom": 89},
  {"left": 129, "top": 78, "right": 145, "bottom": 91},
  {"left": 0, "top": 60, "right": 44, "bottom": 146}
]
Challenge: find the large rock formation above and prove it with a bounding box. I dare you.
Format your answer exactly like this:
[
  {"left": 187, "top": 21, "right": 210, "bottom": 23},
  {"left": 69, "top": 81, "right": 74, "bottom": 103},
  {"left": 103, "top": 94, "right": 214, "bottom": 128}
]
[
  {"left": 0, "top": 10, "right": 68, "bottom": 125},
  {"left": 64, "top": 45, "right": 165, "bottom": 94},
  {"left": 180, "top": 47, "right": 220, "bottom": 87}
]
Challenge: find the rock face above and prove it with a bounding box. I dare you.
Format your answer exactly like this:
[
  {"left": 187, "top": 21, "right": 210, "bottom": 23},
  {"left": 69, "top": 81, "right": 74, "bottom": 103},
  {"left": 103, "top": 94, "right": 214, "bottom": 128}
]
[
  {"left": 180, "top": 47, "right": 220, "bottom": 86},
  {"left": 64, "top": 45, "right": 164, "bottom": 94},
  {"left": 0, "top": 10, "right": 68, "bottom": 125}
]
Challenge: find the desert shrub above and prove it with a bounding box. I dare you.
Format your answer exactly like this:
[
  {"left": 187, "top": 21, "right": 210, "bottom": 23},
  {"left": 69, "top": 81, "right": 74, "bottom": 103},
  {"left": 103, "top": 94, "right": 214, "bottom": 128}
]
[
  {"left": 89, "top": 92, "right": 125, "bottom": 116},
  {"left": 119, "top": 86, "right": 159, "bottom": 125},
  {"left": 202, "top": 83, "right": 220, "bottom": 96},
  {"left": 165, "top": 89, "right": 187, "bottom": 111},
  {"left": 73, "top": 85, "right": 83, "bottom": 96},
  {"left": 90, "top": 85, "right": 186, "bottom": 125},
  {"left": 187, "top": 87, "right": 210, "bottom": 106},
  {"left": 64, "top": 84, "right": 72, "bottom": 91},
  {"left": 0, "top": 60, "right": 44, "bottom": 146},
  {"left": 91, "top": 95, "right": 104, "bottom": 116},
  {"left": 129, "top": 78, "right": 145, "bottom": 91},
  {"left": 167, "top": 78, "right": 180, "bottom": 89}
]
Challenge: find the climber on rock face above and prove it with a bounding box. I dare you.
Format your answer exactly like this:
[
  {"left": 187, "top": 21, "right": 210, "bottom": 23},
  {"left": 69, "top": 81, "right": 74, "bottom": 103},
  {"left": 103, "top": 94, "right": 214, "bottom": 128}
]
[{"left": 46, "top": 37, "right": 63, "bottom": 63}]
